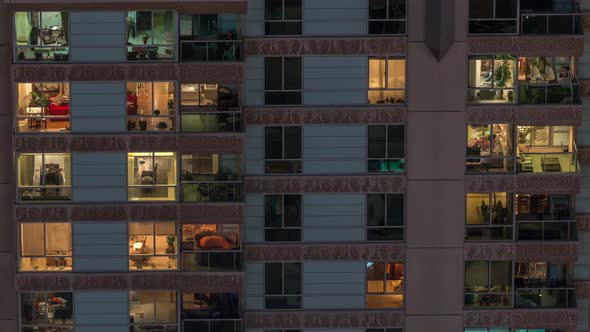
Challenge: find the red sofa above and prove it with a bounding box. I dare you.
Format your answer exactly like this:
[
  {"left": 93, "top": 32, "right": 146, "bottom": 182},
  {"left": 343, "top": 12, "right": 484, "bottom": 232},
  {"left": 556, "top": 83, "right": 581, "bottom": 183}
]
[{"left": 48, "top": 103, "right": 70, "bottom": 117}]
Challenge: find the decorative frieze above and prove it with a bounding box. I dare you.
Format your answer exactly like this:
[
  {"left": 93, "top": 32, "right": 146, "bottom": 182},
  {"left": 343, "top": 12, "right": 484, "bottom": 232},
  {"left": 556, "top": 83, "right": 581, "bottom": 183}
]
[
  {"left": 244, "top": 37, "right": 406, "bottom": 56},
  {"left": 6, "top": 1, "right": 248, "bottom": 13},
  {"left": 468, "top": 36, "right": 584, "bottom": 56},
  {"left": 245, "top": 310, "right": 404, "bottom": 329},
  {"left": 244, "top": 243, "right": 404, "bottom": 261},
  {"left": 244, "top": 106, "right": 405, "bottom": 125},
  {"left": 464, "top": 242, "right": 578, "bottom": 262},
  {"left": 465, "top": 174, "right": 580, "bottom": 194},
  {"left": 466, "top": 105, "right": 582, "bottom": 126},
  {"left": 464, "top": 309, "right": 577, "bottom": 330},
  {"left": 576, "top": 214, "right": 590, "bottom": 233},
  {"left": 244, "top": 175, "right": 406, "bottom": 194}
]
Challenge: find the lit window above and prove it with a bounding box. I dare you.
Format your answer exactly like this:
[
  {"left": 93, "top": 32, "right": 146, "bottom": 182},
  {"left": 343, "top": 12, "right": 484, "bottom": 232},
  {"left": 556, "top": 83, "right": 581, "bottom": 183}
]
[
  {"left": 127, "top": 82, "right": 176, "bottom": 131},
  {"left": 129, "top": 291, "right": 176, "bottom": 329},
  {"left": 180, "top": 84, "right": 241, "bottom": 132},
  {"left": 368, "top": 57, "right": 405, "bottom": 104},
  {"left": 18, "top": 153, "right": 71, "bottom": 201},
  {"left": 180, "top": 224, "right": 241, "bottom": 272},
  {"left": 15, "top": 12, "right": 69, "bottom": 62},
  {"left": 466, "top": 193, "right": 514, "bottom": 241},
  {"left": 126, "top": 11, "right": 177, "bottom": 61},
  {"left": 181, "top": 154, "right": 243, "bottom": 202},
  {"left": 20, "top": 223, "right": 72, "bottom": 272},
  {"left": 366, "top": 262, "right": 404, "bottom": 308},
  {"left": 466, "top": 124, "right": 515, "bottom": 173},
  {"left": 129, "top": 222, "right": 177, "bottom": 271},
  {"left": 16, "top": 83, "right": 70, "bottom": 133},
  {"left": 468, "top": 55, "right": 516, "bottom": 104},
  {"left": 127, "top": 152, "right": 177, "bottom": 201},
  {"left": 20, "top": 292, "right": 73, "bottom": 328},
  {"left": 465, "top": 260, "right": 512, "bottom": 307}
]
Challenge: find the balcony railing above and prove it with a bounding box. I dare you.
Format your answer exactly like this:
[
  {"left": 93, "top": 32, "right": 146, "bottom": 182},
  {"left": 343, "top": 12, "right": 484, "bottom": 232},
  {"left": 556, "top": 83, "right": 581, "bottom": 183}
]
[
  {"left": 182, "top": 319, "right": 242, "bottom": 332},
  {"left": 180, "top": 40, "right": 242, "bottom": 62},
  {"left": 515, "top": 288, "right": 576, "bottom": 308},
  {"left": 517, "top": 145, "right": 579, "bottom": 174},
  {"left": 521, "top": 13, "right": 582, "bottom": 35},
  {"left": 181, "top": 251, "right": 241, "bottom": 272},
  {"left": 181, "top": 112, "right": 242, "bottom": 133},
  {"left": 127, "top": 45, "right": 176, "bottom": 61},
  {"left": 19, "top": 187, "right": 71, "bottom": 201},
  {"left": 181, "top": 182, "right": 243, "bottom": 202},
  {"left": 517, "top": 219, "right": 576, "bottom": 241},
  {"left": 519, "top": 81, "right": 580, "bottom": 104},
  {"left": 131, "top": 324, "right": 177, "bottom": 332}
]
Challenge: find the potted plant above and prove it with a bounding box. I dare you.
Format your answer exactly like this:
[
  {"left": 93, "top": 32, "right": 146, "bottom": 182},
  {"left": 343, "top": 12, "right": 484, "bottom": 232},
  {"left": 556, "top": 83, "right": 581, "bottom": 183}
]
[
  {"left": 141, "top": 32, "right": 150, "bottom": 45},
  {"left": 494, "top": 56, "right": 514, "bottom": 100},
  {"left": 165, "top": 235, "right": 176, "bottom": 254}
]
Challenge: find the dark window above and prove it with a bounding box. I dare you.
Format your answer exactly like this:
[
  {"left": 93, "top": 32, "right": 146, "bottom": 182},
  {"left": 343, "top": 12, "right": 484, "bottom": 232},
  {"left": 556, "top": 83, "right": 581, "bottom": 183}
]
[
  {"left": 464, "top": 260, "right": 513, "bottom": 307},
  {"left": 367, "top": 194, "right": 404, "bottom": 241},
  {"left": 265, "top": 0, "right": 302, "bottom": 35},
  {"left": 468, "top": 0, "right": 517, "bottom": 34},
  {"left": 265, "top": 126, "right": 302, "bottom": 174},
  {"left": 369, "top": 0, "right": 406, "bottom": 34},
  {"left": 368, "top": 125, "right": 405, "bottom": 173},
  {"left": 265, "top": 57, "right": 302, "bottom": 105},
  {"left": 265, "top": 195, "right": 302, "bottom": 241},
  {"left": 265, "top": 262, "right": 302, "bottom": 309},
  {"left": 367, "top": 329, "right": 404, "bottom": 332}
]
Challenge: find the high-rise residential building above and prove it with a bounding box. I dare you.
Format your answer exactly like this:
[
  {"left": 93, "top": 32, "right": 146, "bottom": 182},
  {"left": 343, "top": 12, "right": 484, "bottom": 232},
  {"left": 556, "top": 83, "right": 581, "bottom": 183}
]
[{"left": 0, "top": 0, "right": 589, "bottom": 332}]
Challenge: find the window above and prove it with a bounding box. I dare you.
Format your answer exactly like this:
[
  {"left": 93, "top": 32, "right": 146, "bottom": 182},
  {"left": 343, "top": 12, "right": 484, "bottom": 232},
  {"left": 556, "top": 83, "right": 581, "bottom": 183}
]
[
  {"left": 20, "top": 292, "right": 73, "bottom": 330},
  {"left": 368, "top": 329, "right": 403, "bottom": 332},
  {"left": 468, "top": 0, "right": 517, "bottom": 34},
  {"left": 20, "top": 223, "right": 72, "bottom": 272},
  {"left": 466, "top": 124, "right": 515, "bottom": 173},
  {"left": 265, "top": 0, "right": 302, "bottom": 35},
  {"left": 265, "top": 262, "right": 302, "bottom": 309},
  {"left": 516, "top": 126, "right": 577, "bottom": 173},
  {"left": 514, "top": 262, "right": 575, "bottom": 308},
  {"left": 181, "top": 154, "right": 243, "bottom": 202},
  {"left": 516, "top": 194, "right": 575, "bottom": 241},
  {"left": 265, "top": 126, "right": 302, "bottom": 174},
  {"left": 466, "top": 193, "right": 514, "bottom": 241},
  {"left": 180, "top": 84, "right": 241, "bottom": 133},
  {"left": 126, "top": 11, "right": 177, "bottom": 61},
  {"left": 129, "top": 291, "right": 177, "bottom": 329},
  {"left": 265, "top": 195, "right": 302, "bottom": 241},
  {"left": 368, "top": 125, "right": 405, "bottom": 173},
  {"left": 369, "top": 0, "right": 406, "bottom": 34},
  {"left": 265, "top": 57, "right": 302, "bottom": 105},
  {"left": 465, "top": 329, "right": 510, "bottom": 332},
  {"left": 367, "top": 194, "right": 404, "bottom": 241},
  {"left": 468, "top": 55, "right": 516, "bottom": 104},
  {"left": 518, "top": 57, "right": 578, "bottom": 104},
  {"left": 180, "top": 224, "right": 241, "bottom": 272},
  {"left": 16, "top": 83, "right": 70, "bottom": 133},
  {"left": 366, "top": 262, "right": 404, "bottom": 308},
  {"left": 127, "top": 152, "right": 177, "bottom": 201},
  {"left": 18, "top": 153, "right": 71, "bottom": 201},
  {"left": 129, "top": 222, "right": 177, "bottom": 271},
  {"left": 180, "top": 14, "right": 241, "bottom": 61},
  {"left": 465, "top": 260, "right": 512, "bottom": 307},
  {"left": 127, "top": 82, "right": 176, "bottom": 131},
  {"left": 182, "top": 293, "right": 240, "bottom": 331},
  {"left": 15, "top": 12, "right": 69, "bottom": 62},
  {"left": 368, "top": 57, "right": 405, "bottom": 104}
]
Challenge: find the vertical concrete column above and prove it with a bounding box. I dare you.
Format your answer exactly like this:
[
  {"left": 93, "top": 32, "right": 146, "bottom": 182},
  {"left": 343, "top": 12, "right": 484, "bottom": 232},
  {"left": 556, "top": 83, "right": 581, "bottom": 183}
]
[
  {"left": 404, "top": 0, "right": 468, "bottom": 331},
  {"left": 0, "top": 3, "right": 17, "bottom": 332}
]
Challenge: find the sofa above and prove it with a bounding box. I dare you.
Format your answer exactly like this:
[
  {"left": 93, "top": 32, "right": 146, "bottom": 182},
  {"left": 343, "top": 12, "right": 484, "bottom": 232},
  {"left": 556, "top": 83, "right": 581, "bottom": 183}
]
[{"left": 48, "top": 103, "right": 69, "bottom": 117}]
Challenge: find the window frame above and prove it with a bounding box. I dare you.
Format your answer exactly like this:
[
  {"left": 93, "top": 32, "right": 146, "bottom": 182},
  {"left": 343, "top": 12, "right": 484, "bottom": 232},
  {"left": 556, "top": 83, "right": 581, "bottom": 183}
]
[
  {"left": 125, "top": 10, "right": 178, "bottom": 62},
  {"left": 264, "top": 126, "right": 303, "bottom": 174},
  {"left": 129, "top": 290, "right": 177, "bottom": 329},
  {"left": 264, "top": 262, "right": 303, "bottom": 309},
  {"left": 464, "top": 260, "right": 513, "bottom": 307},
  {"left": 126, "top": 81, "right": 178, "bottom": 132},
  {"left": 368, "top": 0, "right": 407, "bottom": 35},
  {"left": 367, "top": 124, "right": 406, "bottom": 173},
  {"left": 366, "top": 261, "right": 404, "bottom": 308},
  {"left": 15, "top": 82, "right": 71, "bottom": 133},
  {"left": 264, "top": 194, "right": 303, "bottom": 242},
  {"left": 128, "top": 222, "right": 178, "bottom": 271},
  {"left": 467, "top": 55, "right": 517, "bottom": 104},
  {"left": 467, "top": 0, "right": 519, "bottom": 35},
  {"left": 264, "top": 0, "right": 303, "bottom": 36},
  {"left": 465, "top": 192, "right": 515, "bottom": 241},
  {"left": 19, "top": 223, "right": 73, "bottom": 272},
  {"left": 19, "top": 291, "right": 74, "bottom": 329},
  {"left": 264, "top": 56, "right": 303, "bottom": 105},
  {"left": 14, "top": 11, "right": 71, "bottom": 63},
  {"left": 366, "top": 193, "right": 405, "bottom": 241},
  {"left": 368, "top": 56, "right": 407, "bottom": 105},
  {"left": 127, "top": 152, "right": 178, "bottom": 202},
  {"left": 180, "top": 153, "right": 244, "bottom": 203},
  {"left": 465, "top": 123, "right": 516, "bottom": 173},
  {"left": 17, "top": 152, "right": 72, "bottom": 202}
]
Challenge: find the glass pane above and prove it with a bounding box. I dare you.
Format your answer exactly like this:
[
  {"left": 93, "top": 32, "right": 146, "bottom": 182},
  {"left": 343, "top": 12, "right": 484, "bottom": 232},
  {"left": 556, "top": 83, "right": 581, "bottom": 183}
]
[
  {"left": 155, "top": 291, "right": 176, "bottom": 323},
  {"left": 367, "top": 194, "right": 386, "bottom": 227},
  {"left": 369, "top": 57, "right": 386, "bottom": 89},
  {"left": 284, "top": 0, "right": 302, "bottom": 20},
  {"left": 493, "top": 56, "right": 516, "bottom": 88},
  {"left": 130, "top": 291, "right": 155, "bottom": 323},
  {"left": 491, "top": 261, "right": 512, "bottom": 291},
  {"left": 465, "top": 261, "right": 489, "bottom": 292},
  {"left": 469, "top": 0, "right": 494, "bottom": 18},
  {"left": 265, "top": 57, "right": 283, "bottom": 90},
  {"left": 387, "top": 194, "right": 404, "bottom": 226},
  {"left": 385, "top": 263, "right": 404, "bottom": 293},
  {"left": 369, "top": 0, "right": 388, "bottom": 19},
  {"left": 284, "top": 195, "right": 301, "bottom": 227},
  {"left": 45, "top": 223, "right": 71, "bottom": 255},
  {"left": 368, "top": 126, "right": 387, "bottom": 158},
  {"left": 367, "top": 262, "right": 385, "bottom": 293},
  {"left": 265, "top": 229, "right": 302, "bottom": 242},
  {"left": 21, "top": 223, "right": 45, "bottom": 256},
  {"left": 265, "top": 263, "right": 283, "bottom": 294},
  {"left": 491, "top": 192, "right": 512, "bottom": 225},
  {"left": 284, "top": 57, "right": 302, "bottom": 90},
  {"left": 283, "top": 262, "right": 302, "bottom": 294},
  {"left": 283, "top": 126, "right": 302, "bottom": 159},
  {"left": 265, "top": 0, "right": 283, "bottom": 20},
  {"left": 468, "top": 56, "right": 493, "bottom": 88},
  {"left": 152, "top": 11, "right": 176, "bottom": 46},
  {"left": 265, "top": 195, "right": 283, "bottom": 228},
  {"left": 387, "top": 59, "right": 405, "bottom": 89},
  {"left": 265, "top": 127, "right": 283, "bottom": 159},
  {"left": 495, "top": 0, "right": 517, "bottom": 19},
  {"left": 388, "top": 0, "right": 406, "bottom": 19},
  {"left": 387, "top": 125, "right": 405, "bottom": 158},
  {"left": 128, "top": 11, "right": 153, "bottom": 45},
  {"left": 466, "top": 193, "right": 491, "bottom": 225},
  {"left": 155, "top": 222, "right": 176, "bottom": 255}
]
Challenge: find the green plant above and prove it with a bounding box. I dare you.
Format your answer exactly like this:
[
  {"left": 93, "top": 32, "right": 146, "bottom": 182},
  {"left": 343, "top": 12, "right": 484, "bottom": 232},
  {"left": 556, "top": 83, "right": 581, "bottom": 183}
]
[
  {"left": 494, "top": 56, "right": 514, "bottom": 88},
  {"left": 28, "top": 91, "right": 50, "bottom": 107},
  {"left": 165, "top": 235, "right": 176, "bottom": 254}
]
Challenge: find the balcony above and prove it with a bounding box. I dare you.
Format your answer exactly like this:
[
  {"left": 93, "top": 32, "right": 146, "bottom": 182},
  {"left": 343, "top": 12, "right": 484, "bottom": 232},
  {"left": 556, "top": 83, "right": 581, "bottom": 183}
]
[
  {"left": 182, "top": 319, "right": 242, "bottom": 332},
  {"left": 181, "top": 182, "right": 243, "bottom": 202},
  {"left": 519, "top": 81, "right": 580, "bottom": 104},
  {"left": 181, "top": 112, "right": 242, "bottom": 133},
  {"left": 517, "top": 144, "right": 579, "bottom": 174},
  {"left": 181, "top": 40, "right": 242, "bottom": 62},
  {"left": 516, "top": 194, "right": 576, "bottom": 241},
  {"left": 515, "top": 288, "right": 576, "bottom": 307},
  {"left": 181, "top": 251, "right": 241, "bottom": 272},
  {"left": 521, "top": 12, "right": 582, "bottom": 35}
]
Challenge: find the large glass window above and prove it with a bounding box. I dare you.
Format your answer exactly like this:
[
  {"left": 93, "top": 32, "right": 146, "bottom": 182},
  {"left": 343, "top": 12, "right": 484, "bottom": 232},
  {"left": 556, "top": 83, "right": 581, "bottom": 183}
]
[
  {"left": 20, "top": 292, "right": 73, "bottom": 330},
  {"left": 465, "top": 260, "right": 512, "bottom": 307},
  {"left": 128, "top": 152, "right": 177, "bottom": 201},
  {"left": 516, "top": 194, "right": 575, "bottom": 241},
  {"left": 466, "top": 193, "right": 514, "bottom": 241},
  {"left": 468, "top": 0, "right": 518, "bottom": 34},
  {"left": 465, "top": 329, "right": 510, "bottom": 332},
  {"left": 127, "top": 82, "right": 176, "bottom": 131},
  {"left": 180, "top": 14, "right": 241, "bottom": 62},
  {"left": 368, "top": 0, "right": 406, "bottom": 34},
  {"left": 15, "top": 12, "right": 69, "bottom": 62},
  {"left": 368, "top": 57, "right": 406, "bottom": 104},
  {"left": 265, "top": 0, "right": 302, "bottom": 35},
  {"left": 367, "top": 194, "right": 404, "bottom": 241},
  {"left": 265, "top": 57, "right": 302, "bottom": 105},
  {"left": 265, "top": 262, "right": 302, "bottom": 309},
  {"left": 180, "top": 84, "right": 241, "bottom": 133},
  {"left": 180, "top": 224, "right": 241, "bottom": 272},
  {"left": 16, "top": 83, "right": 70, "bottom": 133},
  {"left": 265, "top": 126, "right": 302, "bottom": 174},
  {"left": 516, "top": 126, "right": 577, "bottom": 173},
  {"left": 20, "top": 223, "right": 72, "bottom": 272},
  {"left": 518, "top": 57, "right": 578, "bottom": 104},
  {"left": 466, "top": 124, "right": 515, "bottom": 172},
  {"left": 181, "top": 293, "right": 240, "bottom": 331},
  {"left": 468, "top": 55, "right": 516, "bottom": 104},
  {"left": 366, "top": 262, "right": 404, "bottom": 308},
  {"left": 129, "top": 222, "right": 177, "bottom": 271},
  {"left": 521, "top": 0, "right": 581, "bottom": 34},
  {"left": 265, "top": 195, "right": 302, "bottom": 242},
  {"left": 368, "top": 125, "right": 405, "bottom": 173},
  {"left": 181, "top": 154, "right": 242, "bottom": 202},
  {"left": 18, "top": 153, "right": 71, "bottom": 201},
  {"left": 129, "top": 291, "right": 177, "bottom": 330},
  {"left": 515, "top": 262, "right": 575, "bottom": 308},
  {"left": 126, "top": 11, "right": 177, "bottom": 61}
]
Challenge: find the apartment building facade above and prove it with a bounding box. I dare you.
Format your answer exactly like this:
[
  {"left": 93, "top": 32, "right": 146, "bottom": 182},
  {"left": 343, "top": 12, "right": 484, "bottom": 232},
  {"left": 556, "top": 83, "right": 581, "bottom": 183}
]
[{"left": 0, "top": 0, "right": 589, "bottom": 332}]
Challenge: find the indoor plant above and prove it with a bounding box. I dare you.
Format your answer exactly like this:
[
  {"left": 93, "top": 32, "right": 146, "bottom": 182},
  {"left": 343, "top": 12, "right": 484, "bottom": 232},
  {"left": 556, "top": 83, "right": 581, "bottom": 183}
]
[{"left": 165, "top": 235, "right": 176, "bottom": 254}]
